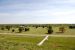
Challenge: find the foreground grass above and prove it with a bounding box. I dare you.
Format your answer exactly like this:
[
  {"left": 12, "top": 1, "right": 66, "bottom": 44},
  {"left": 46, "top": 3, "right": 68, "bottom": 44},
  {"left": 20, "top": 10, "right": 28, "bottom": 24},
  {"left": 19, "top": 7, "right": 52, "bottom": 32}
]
[
  {"left": 0, "top": 35, "right": 75, "bottom": 50},
  {"left": 42, "top": 37, "right": 75, "bottom": 50},
  {"left": 0, "top": 34, "right": 44, "bottom": 50}
]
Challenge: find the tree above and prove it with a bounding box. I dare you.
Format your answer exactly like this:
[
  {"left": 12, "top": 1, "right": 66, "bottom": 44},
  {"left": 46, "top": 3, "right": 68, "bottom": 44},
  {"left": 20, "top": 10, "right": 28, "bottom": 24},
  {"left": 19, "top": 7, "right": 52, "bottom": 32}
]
[
  {"left": 36, "top": 26, "right": 38, "bottom": 28},
  {"left": 25, "top": 28, "right": 29, "bottom": 31},
  {"left": 47, "top": 26, "right": 53, "bottom": 34},
  {"left": 1, "top": 27, "right": 4, "bottom": 30},
  {"left": 18, "top": 27, "right": 23, "bottom": 33},
  {"left": 12, "top": 29, "right": 15, "bottom": 32},
  {"left": 5, "top": 26, "right": 10, "bottom": 31},
  {"left": 42, "top": 26, "right": 45, "bottom": 28}
]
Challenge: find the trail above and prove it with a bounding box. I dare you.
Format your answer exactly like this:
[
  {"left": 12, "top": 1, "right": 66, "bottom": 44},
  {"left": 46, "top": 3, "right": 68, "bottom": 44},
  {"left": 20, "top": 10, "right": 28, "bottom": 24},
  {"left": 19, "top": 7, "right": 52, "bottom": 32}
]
[
  {"left": 0, "top": 33, "right": 75, "bottom": 46},
  {"left": 0, "top": 33, "right": 75, "bottom": 37}
]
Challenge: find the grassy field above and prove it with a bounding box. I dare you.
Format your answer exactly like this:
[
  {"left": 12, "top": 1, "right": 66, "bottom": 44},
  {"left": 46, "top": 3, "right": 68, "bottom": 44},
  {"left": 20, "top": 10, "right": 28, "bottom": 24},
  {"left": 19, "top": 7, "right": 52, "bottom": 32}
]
[
  {"left": 0, "top": 27, "right": 48, "bottom": 34},
  {"left": 0, "top": 26, "right": 75, "bottom": 35},
  {"left": 0, "top": 25, "right": 75, "bottom": 50},
  {"left": 0, "top": 34, "right": 44, "bottom": 50},
  {"left": 0, "top": 34, "right": 75, "bottom": 50},
  {"left": 43, "top": 37, "right": 75, "bottom": 50}
]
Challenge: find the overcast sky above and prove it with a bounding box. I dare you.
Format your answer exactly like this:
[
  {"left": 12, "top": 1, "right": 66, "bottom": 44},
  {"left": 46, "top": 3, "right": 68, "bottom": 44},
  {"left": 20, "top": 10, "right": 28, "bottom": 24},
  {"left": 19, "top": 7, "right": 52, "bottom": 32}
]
[{"left": 0, "top": 0, "right": 75, "bottom": 24}]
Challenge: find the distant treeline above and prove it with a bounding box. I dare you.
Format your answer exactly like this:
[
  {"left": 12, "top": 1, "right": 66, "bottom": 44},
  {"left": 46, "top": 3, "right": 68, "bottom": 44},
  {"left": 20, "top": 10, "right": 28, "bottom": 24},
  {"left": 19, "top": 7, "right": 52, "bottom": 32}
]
[{"left": 0, "top": 24, "right": 74, "bottom": 27}]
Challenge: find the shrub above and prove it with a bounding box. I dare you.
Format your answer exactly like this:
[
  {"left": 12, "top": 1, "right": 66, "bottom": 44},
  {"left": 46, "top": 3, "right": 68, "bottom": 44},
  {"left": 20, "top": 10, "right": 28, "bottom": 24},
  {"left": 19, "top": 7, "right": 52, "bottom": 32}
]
[
  {"left": 25, "top": 28, "right": 29, "bottom": 31},
  {"left": 5, "top": 26, "right": 10, "bottom": 31},
  {"left": 47, "top": 26, "right": 53, "bottom": 34},
  {"left": 1, "top": 27, "right": 4, "bottom": 30},
  {"left": 36, "top": 26, "right": 38, "bottom": 28},
  {"left": 47, "top": 29, "right": 53, "bottom": 34},
  {"left": 69, "top": 26, "right": 75, "bottom": 29},
  {"left": 42, "top": 26, "right": 45, "bottom": 28},
  {"left": 18, "top": 27, "right": 23, "bottom": 33},
  {"left": 59, "top": 27, "right": 65, "bottom": 33},
  {"left": 48, "top": 26, "right": 52, "bottom": 29},
  {"left": 12, "top": 29, "right": 15, "bottom": 32}
]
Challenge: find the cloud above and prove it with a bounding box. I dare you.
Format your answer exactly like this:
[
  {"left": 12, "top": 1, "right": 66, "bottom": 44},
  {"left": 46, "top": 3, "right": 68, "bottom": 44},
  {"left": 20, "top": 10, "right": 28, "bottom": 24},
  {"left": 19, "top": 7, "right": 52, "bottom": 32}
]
[
  {"left": 0, "top": 8, "right": 75, "bottom": 24},
  {"left": 0, "top": 0, "right": 75, "bottom": 24}
]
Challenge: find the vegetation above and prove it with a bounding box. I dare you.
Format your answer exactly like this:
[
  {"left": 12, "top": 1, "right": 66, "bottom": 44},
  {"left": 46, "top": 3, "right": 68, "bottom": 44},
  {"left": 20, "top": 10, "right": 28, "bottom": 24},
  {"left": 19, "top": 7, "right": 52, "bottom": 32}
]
[
  {"left": 25, "top": 28, "right": 29, "bottom": 31},
  {"left": 47, "top": 26, "right": 53, "bottom": 34},
  {"left": 0, "top": 34, "right": 44, "bottom": 50},
  {"left": 0, "top": 24, "right": 74, "bottom": 35},
  {"left": 18, "top": 27, "right": 23, "bottom": 33},
  {"left": 1, "top": 27, "right": 4, "bottom": 30},
  {"left": 59, "top": 27, "right": 65, "bottom": 33},
  {"left": 43, "top": 37, "right": 75, "bottom": 50},
  {"left": 5, "top": 26, "right": 11, "bottom": 31},
  {"left": 0, "top": 35, "right": 75, "bottom": 50},
  {"left": 12, "top": 29, "right": 15, "bottom": 32},
  {"left": 0, "top": 24, "right": 75, "bottom": 50}
]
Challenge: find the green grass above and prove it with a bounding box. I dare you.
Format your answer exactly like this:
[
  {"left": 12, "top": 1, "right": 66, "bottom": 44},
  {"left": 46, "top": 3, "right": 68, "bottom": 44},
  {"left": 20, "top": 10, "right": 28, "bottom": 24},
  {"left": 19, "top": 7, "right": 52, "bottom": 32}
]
[
  {"left": 0, "top": 27, "right": 48, "bottom": 34},
  {"left": 0, "top": 26, "right": 75, "bottom": 35},
  {"left": 42, "top": 37, "right": 75, "bottom": 50},
  {"left": 0, "top": 34, "right": 44, "bottom": 50},
  {"left": 0, "top": 35, "right": 75, "bottom": 50}
]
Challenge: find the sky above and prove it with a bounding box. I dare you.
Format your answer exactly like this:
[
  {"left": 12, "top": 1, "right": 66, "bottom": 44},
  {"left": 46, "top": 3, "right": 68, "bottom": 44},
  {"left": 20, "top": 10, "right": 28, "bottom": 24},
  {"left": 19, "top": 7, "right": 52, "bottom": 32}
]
[{"left": 0, "top": 0, "right": 75, "bottom": 24}]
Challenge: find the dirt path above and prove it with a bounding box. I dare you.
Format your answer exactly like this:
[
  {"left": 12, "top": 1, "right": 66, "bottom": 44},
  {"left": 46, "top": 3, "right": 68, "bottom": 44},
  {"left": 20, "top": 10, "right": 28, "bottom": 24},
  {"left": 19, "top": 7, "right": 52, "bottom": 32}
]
[{"left": 0, "top": 33, "right": 75, "bottom": 37}]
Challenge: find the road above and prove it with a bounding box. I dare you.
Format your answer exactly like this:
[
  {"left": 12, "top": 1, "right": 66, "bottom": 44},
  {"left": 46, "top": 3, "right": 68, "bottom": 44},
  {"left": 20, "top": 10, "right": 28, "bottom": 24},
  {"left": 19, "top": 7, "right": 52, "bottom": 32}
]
[{"left": 0, "top": 33, "right": 75, "bottom": 37}]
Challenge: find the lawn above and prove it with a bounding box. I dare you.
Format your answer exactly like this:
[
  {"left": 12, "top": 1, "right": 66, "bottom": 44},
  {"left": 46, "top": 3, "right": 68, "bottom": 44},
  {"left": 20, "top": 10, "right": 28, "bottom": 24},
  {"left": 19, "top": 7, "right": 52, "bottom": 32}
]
[{"left": 0, "top": 34, "right": 75, "bottom": 50}]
